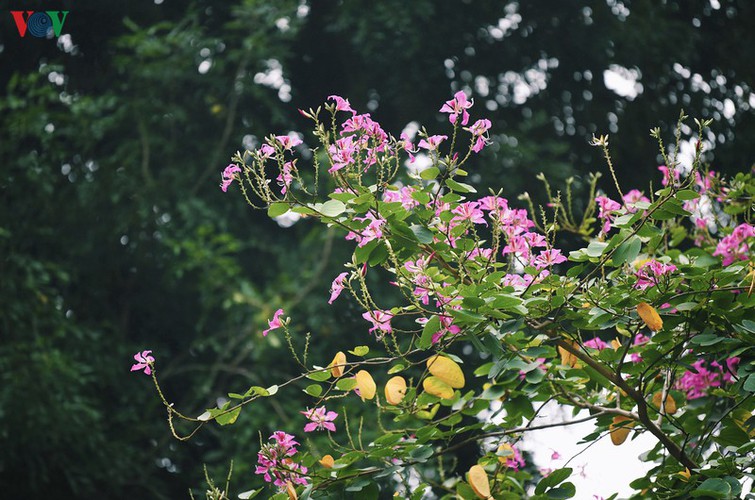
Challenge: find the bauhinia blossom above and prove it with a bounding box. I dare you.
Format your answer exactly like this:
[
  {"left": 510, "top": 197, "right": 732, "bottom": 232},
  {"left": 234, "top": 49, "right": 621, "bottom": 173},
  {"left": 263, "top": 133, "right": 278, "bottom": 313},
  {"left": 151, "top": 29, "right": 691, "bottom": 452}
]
[
  {"left": 676, "top": 357, "right": 740, "bottom": 399},
  {"left": 713, "top": 223, "right": 755, "bottom": 266},
  {"left": 465, "top": 118, "right": 492, "bottom": 153},
  {"left": 220, "top": 164, "right": 241, "bottom": 192},
  {"left": 328, "top": 94, "right": 356, "bottom": 115},
  {"left": 345, "top": 213, "right": 385, "bottom": 247},
  {"left": 274, "top": 134, "right": 303, "bottom": 151},
  {"left": 263, "top": 308, "right": 286, "bottom": 336},
  {"left": 439, "top": 90, "right": 473, "bottom": 126},
  {"left": 130, "top": 350, "right": 155, "bottom": 375},
  {"left": 634, "top": 259, "right": 678, "bottom": 290},
  {"left": 255, "top": 431, "right": 309, "bottom": 487},
  {"left": 328, "top": 272, "right": 349, "bottom": 304},
  {"left": 301, "top": 406, "right": 338, "bottom": 432},
  {"left": 417, "top": 134, "right": 448, "bottom": 151},
  {"left": 276, "top": 161, "right": 294, "bottom": 195},
  {"left": 362, "top": 309, "right": 393, "bottom": 336}
]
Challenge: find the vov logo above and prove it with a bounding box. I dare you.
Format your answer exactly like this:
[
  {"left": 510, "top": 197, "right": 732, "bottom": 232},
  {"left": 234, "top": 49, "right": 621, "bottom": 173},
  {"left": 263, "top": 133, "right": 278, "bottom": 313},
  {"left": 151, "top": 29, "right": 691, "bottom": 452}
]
[{"left": 11, "top": 11, "right": 69, "bottom": 38}]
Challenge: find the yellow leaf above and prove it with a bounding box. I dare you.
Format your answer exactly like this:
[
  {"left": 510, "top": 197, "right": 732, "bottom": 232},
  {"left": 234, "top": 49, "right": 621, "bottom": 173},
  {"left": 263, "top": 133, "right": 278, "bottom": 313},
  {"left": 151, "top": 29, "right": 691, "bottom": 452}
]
[
  {"left": 318, "top": 455, "right": 334, "bottom": 468},
  {"left": 422, "top": 376, "right": 455, "bottom": 399},
  {"left": 497, "top": 443, "right": 514, "bottom": 465},
  {"left": 467, "top": 464, "right": 492, "bottom": 499},
  {"left": 678, "top": 468, "right": 691, "bottom": 482},
  {"left": 286, "top": 482, "right": 297, "bottom": 500},
  {"left": 611, "top": 338, "right": 622, "bottom": 350},
  {"left": 557, "top": 340, "right": 580, "bottom": 368},
  {"left": 355, "top": 370, "right": 376, "bottom": 400},
  {"left": 384, "top": 376, "right": 407, "bottom": 405},
  {"left": 329, "top": 351, "right": 346, "bottom": 378},
  {"left": 426, "top": 355, "right": 465, "bottom": 388},
  {"left": 610, "top": 415, "right": 634, "bottom": 445},
  {"left": 636, "top": 302, "right": 663, "bottom": 331},
  {"left": 652, "top": 391, "right": 677, "bottom": 415}
]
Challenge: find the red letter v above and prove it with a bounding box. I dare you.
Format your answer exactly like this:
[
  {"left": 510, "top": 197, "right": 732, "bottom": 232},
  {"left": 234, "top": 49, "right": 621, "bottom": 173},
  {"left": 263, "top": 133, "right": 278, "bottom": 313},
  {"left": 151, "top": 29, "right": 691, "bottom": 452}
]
[{"left": 11, "top": 11, "right": 34, "bottom": 38}]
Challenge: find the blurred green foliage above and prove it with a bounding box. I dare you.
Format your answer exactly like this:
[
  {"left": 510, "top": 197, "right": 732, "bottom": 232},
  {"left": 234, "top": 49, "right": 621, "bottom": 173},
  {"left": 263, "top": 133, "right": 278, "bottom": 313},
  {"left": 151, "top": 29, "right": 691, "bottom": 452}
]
[{"left": 1, "top": 0, "right": 754, "bottom": 497}]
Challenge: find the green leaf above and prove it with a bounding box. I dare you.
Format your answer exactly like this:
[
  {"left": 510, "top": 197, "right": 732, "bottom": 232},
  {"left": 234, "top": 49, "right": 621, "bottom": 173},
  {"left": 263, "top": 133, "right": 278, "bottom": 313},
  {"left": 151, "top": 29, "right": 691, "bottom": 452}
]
[
  {"left": 547, "top": 482, "right": 576, "bottom": 499},
  {"left": 418, "top": 316, "right": 440, "bottom": 349},
  {"left": 388, "top": 363, "right": 405, "bottom": 374},
  {"left": 446, "top": 178, "right": 477, "bottom": 193},
  {"left": 336, "top": 378, "right": 357, "bottom": 391},
  {"left": 420, "top": 166, "right": 440, "bottom": 180},
  {"left": 585, "top": 241, "right": 609, "bottom": 258},
  {"left": 743, "top": 374, "right": 755, "bottom": 393},
  {"left": 676, "top": 189, "right": 700, "bottom": 200},
  {"left": 215, "top": 406, "right": 241, "bottom": 425},
  {"left": 410, "top": 224, "right": 434, "bottom": 244},
  {"left": 349, "top": 345, "right": 370, "bottom": 356},
  {"left": 690, "top": 478, "right": 732, "bottom": 498},
  {"left": 534, "top": 468, "right": 573, "bottom": 494},
  {"left": 306, "top": 367, "right": 331, "bottom": 382},
  {"left": 304, "top": 384, "right": 322, "bottom": 397},
  {"left": 318, "top": 199, "right": 346, "bottom": 217},
  {"left": 612, "top": 236, "right": 641, "bottom": 266},
  {"left": 267, "top": 202, "right": 289, "bottom": 218}
]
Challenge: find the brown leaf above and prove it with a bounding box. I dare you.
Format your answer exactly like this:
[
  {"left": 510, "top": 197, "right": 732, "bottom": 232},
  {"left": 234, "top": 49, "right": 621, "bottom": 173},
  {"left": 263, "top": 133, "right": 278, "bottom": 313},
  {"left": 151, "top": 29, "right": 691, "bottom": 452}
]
[
  {"left": 610, "top": 415, "right": 634, "bottom": 445},
  {"left": 652, "top": 391, "right": 677, "bottom": 415}
]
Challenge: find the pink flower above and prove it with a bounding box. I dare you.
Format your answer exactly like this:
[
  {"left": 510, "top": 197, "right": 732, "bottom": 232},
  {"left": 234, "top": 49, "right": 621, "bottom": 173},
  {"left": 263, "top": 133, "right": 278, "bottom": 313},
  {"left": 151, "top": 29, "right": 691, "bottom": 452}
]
[
  {"left": 328, "top": 135, "right": 358, "bottom": 173},
  {"left": 220, "top": 164, "right": 241, "bottom": 192},
  {"left": 274, "top": 134, "right": 303, "bottom": 151},
  {"left": 465, "top": 118, "right": 492, "bottom": 152},
  {"left": 595, "top": 195, "right": 622, "bottom": 234},
  {"left": 713, "top": 223, "right": 755, "bottom": 266},
  {"left": 362, "top": 309, "right": 393, "bottom": 336},
  {"left": 417, "top": 135, "right": 448, "bottom": 151},
  {"left": 622, "top": 189, "right": 650, "bottom": 213},
  {"left": 634, "top": 259, "right": 678, "bottom": 290},
  {"left": 345, "top": 213, "right": 385, "bottom": 247},
  {"left": 262, "top": 308, "right": 286, "bottom": 336},
  {"left": 658, "top": 165, "right": 681, "bottom": 187},
  {"left": 328, "top": 95, "right": 356, "bottom": 115},
  {"left": 676, "top": 357, "right": 740, "bottom": 399},
  {"left": 440, "top": 90, "right": 473, "bottom": 126},
  {"left": 130, "top": 350, "right": 155, "bottom": 375},
  {"left": 500, "top": 444, "right": 526, "bottom": 471},
  {"left": 533, "top": 249, "right": 567, "bottom": 269},
  {"left": 328, "top": 272, "right": 349, "bottom": 304},
  {"left": 276, "top": 161, "right": 294, "bottom": 195},
  {"left": 301, "top": 406, "right": 338, "bottom": 432},
  {"left": 583, "top": 337, "right": 608, "bottom": 350},
  {"left": 452, "top": 202, "right": 486, "bottom": 225},
  {"left": 255, "top": 431, "right": 309, "bottom": 487},
  {"left": 551, "top": 450, "right": 561, "bottom": 460}
]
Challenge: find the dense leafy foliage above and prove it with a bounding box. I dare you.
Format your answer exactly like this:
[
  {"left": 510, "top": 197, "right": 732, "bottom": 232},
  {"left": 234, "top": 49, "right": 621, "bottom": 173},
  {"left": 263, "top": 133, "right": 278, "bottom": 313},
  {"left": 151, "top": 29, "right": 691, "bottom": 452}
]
[{"left": 144, "top": 95, "right": 755, "bottom": 498}]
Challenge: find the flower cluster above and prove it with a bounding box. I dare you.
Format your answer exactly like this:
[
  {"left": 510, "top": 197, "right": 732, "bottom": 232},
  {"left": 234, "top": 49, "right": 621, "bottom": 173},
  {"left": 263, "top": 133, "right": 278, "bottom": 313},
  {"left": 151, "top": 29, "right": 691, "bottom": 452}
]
[
  {"left": 255, "top": 431, "right": 309, "bottom": 488},
  {"left": 634, "top": 259, "right": 678, "bottom": 290},
  {"left": 713, "top": 223, "right": 755, "bottom": 266},
  {"left": 498, "top": 443, "right": 526, "bottom": 471},
  {"left": 676, "top": 357, "right": 740, "bottom": 400}
]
